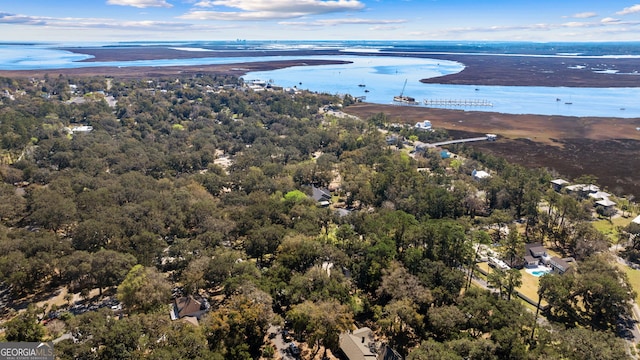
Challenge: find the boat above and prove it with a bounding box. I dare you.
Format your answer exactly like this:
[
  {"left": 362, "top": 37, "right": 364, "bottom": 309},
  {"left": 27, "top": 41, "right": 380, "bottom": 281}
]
[
  {"left": 364, "top": 89, "right": 370, "bottom": 93},
  {"left": 358, "top": 84, "right": 366, "bottom": 87},
  {"left": 565, "top": 102, "right": 572, "bottom": 105},
  {"left": 393, "top": 79, "right": 418, "bottom": 105}
]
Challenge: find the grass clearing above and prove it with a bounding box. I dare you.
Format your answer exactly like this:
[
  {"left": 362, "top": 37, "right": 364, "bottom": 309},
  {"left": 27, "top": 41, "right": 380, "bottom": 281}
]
[
  {"left": 616, "top": 262, "right": 640, "bottom": 303},
  {"left": 593, "top": 216, "right": 632, "bottom": 242},
  {"left": 517, "top": 270, "right": 548, "bottom": 307}
]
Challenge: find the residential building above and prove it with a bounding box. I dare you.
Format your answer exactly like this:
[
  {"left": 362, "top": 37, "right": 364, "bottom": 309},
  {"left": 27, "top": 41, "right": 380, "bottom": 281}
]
[
  {"left": 170, "top": 295, "right": 209, "bottom": 321},
  {"left": 339, "top": 328, "right": 402, "bottom": 360},
  {"left": 472, "top": 169, "right": 491, "bottom": 180},
  {"left": 524, "top": 255, "right": 539, "bottom": 268},
  {"left": 414, "top": 120, "right": 432, "bottom": 131},
  {"left": 339, "top": 327, "right": 377, "bottom": 360},
  {"left": 311, "top": 186, "right": 332, "bottom": 207},
  {"left": 549, "top": 256, "right": 574, "bottom": 274},
  {"left": 550, "top": 179, "right": 569, "bottom": 192}
]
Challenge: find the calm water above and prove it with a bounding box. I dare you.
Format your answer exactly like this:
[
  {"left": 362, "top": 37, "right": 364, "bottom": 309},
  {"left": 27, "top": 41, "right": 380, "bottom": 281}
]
[
  {"left": 1, "top": 41, "right": 640, "bottom": 118},
  {"left": 245, "top": 58, "right": 640, "bottom": 118}
]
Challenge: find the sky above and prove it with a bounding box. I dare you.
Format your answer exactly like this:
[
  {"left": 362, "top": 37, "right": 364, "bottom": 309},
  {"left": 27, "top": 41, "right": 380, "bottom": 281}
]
[{"left": 2, "top": 1, "right": 640, "bottom": 42}]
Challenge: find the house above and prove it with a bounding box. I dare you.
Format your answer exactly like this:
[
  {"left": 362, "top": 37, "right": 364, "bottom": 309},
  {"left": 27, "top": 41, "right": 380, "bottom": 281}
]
[
  {"left": 311, "top": 186, "right": 332, "bottom": 207},
  {"left": 524, "top": 255, "right": 539, "bottom": 268},
  {"left": 339, "top": 327, "right": 378, "bottom": 360},
  {"left": 339, "top": 327, "right": 402, "bottom": 360},
  {"left": 415, "top": 120, "right": 432, "bottom": 131},
  {"left": 549, "top": 256, "right": 573, "bottom": 274},
  {"left": 486, "top": 133, "right": 497, "bottom": 141},
  {"left": 527, "top": 244, "right": 547, "bottom": 258},
  {"left": 550, "top": 179, "right": 569, "bottom": 192},
  {"left": 632, "top": 215, "right": 640, "bottom": 225},
  {"left": 566, "top": 184, "right": 600, "bottom": 198},
  {"left": 69, "top": 125, "right": 93, "bottom": 133},
  {"left": 596, "top": 198, "right": 616, "bottom": 208},
  {"left": 472, "top": 169, "right": 491, "bottom": 180},
  {"left": 595, "top": 198, "right": 617, "bottom": 217},
  {"left": 170, "top": 295, "right": 209, "bottom": 321},
  {"left": 588, "top": 191, "right": 611, "bottom": 200}
]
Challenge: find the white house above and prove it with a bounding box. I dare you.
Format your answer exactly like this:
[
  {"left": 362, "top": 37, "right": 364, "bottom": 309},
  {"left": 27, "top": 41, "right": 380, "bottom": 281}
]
[
  {"left": 415, "top": 120, "right": 432, "bottom": 131},
  {"left": 472, "top": 169, "right": 491, "bottom": 180}
]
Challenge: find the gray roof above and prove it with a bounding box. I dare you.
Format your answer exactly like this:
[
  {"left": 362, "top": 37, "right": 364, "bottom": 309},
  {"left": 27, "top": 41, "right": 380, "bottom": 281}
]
[
  {"left": 312, "top": 186, "right": 332, "bottom": 202},
  {"left": 528, "top": 246, "right": 547, "bottom": 256},
  {"left": 550, "top": 256, "right": 571, "bottom": 272},
  {"left": 339, "top": 328, "right": 377, "bottom": 360}
]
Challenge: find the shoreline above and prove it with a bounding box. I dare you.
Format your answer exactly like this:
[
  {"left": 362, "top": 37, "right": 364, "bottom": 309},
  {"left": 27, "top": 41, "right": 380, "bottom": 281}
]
[
  {"left": 1, "top": 47, "right": 638, "bottom": 88},
  {"left": 0, "top": 59, "right": 351, "bottom": 79},
  {"left": 343, "top": 102, "right": 640, "bottom": 198}
]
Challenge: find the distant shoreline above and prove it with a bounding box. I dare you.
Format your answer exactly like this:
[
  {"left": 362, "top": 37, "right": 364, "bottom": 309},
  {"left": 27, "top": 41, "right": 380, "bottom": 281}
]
[{"left": 1, "top": 46, "right": 638, "bottom": 88}]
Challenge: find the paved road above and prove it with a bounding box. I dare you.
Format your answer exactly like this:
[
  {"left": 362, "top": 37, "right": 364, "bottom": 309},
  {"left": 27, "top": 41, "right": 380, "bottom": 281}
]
[{"left": 267, "top": 325, "right": 297, "bottom": 360}]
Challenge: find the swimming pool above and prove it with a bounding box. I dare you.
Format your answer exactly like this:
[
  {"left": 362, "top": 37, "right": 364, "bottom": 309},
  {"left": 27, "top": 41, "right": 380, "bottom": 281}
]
[
  {"left": 530, "top": 270, "right": 550, "bottom": 277},
  {"left": 526, "top": 266, "right": 552, "bottom": 277}
]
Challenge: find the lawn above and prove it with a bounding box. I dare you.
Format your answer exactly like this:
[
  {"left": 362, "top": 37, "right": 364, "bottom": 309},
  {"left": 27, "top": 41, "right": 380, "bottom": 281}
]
[
  {"left": 593, "top": 215, "right": 634, "bottom": 243},
  {"left": 477, "top": 261, "right": 547, "bottom": 307},
  {"left": 616, "top": 263, "right": 640, "bottom": 303},
  {"left": 517, "top": 270, "right": 548, "bottom": 307}
]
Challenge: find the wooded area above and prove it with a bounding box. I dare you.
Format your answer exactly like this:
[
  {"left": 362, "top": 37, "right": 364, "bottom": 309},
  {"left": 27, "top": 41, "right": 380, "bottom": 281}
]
[{"left": 0, "top": 74, "right": 637, "bottom": 359}]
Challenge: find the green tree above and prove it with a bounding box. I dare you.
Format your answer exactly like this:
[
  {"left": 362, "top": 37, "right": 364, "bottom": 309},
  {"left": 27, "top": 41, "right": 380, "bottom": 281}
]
[
  {"left": 377, "top": 298, "right": 424, "bottom": 357},
  {"left": 203, "top": 287, "right": 274, "bottom": 359},
  {"left": 287, "top": 299, "right": 353, "bottom": 357},
  {"left": 4, "top": 305, "right": 45, "bottom": 342},
  {"left": 117, "top": 264, "right": 171, "bottom": 313},
  {"left": 28, "top": 187, "right": 76, "bottom": 231},
  {"left": 407, "top": 339, "right": 462, "bottom": 360}
]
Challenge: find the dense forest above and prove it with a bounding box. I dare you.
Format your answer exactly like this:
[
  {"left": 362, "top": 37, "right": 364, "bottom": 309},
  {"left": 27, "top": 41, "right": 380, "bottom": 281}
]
[{"left": 0, "top": 74, "right": 638, "bottom": 359}]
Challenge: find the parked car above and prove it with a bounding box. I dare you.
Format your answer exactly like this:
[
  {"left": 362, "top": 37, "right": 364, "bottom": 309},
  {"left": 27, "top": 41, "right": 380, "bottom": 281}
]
[
  {"left": 288, "top": 343, "right": 301, "bottom": 357},
  {"left": 282, "top": 329, "right": 291, "bottom": 342}
]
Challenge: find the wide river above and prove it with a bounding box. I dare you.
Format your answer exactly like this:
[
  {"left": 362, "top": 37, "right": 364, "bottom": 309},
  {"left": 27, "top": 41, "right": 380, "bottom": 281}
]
[{"left": 1, "top": 45, "right": 639, "bottom": 118}]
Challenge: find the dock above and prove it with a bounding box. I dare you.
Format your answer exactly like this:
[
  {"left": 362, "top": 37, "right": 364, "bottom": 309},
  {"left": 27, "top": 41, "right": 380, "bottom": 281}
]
[
  {"left": 424, "top": 99, "right": 493, "bottom": 107},
  {"left": 415, "top": 134, "right": 497, "bottom": 149}
]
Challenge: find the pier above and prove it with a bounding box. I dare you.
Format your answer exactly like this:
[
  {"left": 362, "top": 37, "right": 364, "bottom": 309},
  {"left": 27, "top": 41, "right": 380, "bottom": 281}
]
[
  {"left": 415, "top": 134, "right": 497, "bottom": 150},
  {"left": 424, "top": 99, "right": 493, "bottom": 107}
]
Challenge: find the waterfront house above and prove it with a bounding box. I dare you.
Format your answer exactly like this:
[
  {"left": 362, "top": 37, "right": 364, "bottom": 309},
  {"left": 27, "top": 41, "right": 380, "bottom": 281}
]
[
  {"left": 550, "top": 179, "right": 569, "bottom": 192},
  {"left": 414, "top": 120, "right": 432, "bottom": 131}
]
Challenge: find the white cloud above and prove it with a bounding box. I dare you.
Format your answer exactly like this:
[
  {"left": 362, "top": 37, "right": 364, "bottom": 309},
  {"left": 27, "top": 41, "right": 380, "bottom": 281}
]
[
  {"left": 562, "top": 21, "right": 591, "bottom": 28},
  {"left": 617, "top": 4, "right": 640, "bottom": 15},
  {"left": 601, "top": 17, "right": 620, "bottom": 24},
  {"left": 181, "top": 0, "right": 365, "bottom": 20},
  {"left": 572, "top": 12, "right": 597, "bottom": 19},
  {"left": 0, "top": 12, "right": 194, "bottom": 30},
  {"left": 194, "top": 0, "right": 216, "bottom": 7},
  {"left": 107, "top": 0, "right": 173, "bottom": 8},
  {"left": 369, "top": 25, "right": 402, "bottom": 31}
]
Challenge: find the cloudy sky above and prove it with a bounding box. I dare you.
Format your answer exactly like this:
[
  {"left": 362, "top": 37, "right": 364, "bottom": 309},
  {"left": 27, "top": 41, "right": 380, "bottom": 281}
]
[{"left": 2, "top": 0, "right": 640, "bottom": 42}]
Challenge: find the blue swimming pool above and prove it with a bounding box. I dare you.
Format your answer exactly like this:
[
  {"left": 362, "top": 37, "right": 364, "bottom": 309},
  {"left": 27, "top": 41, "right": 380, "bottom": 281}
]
[{"left": 530, "top": 270, "right": 550, "bottom": 277}]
